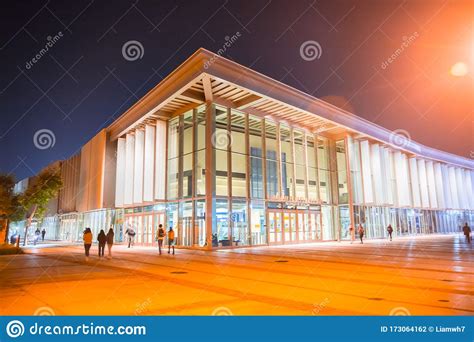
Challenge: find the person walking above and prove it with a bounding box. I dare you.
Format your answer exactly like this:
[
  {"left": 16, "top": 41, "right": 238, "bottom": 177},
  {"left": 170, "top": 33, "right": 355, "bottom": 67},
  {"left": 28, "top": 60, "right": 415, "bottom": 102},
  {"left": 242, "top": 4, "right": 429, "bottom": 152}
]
[
  {"left": 349, "top": 224, "right": 355, "bottom": 244},
  {"left": 83, "top": 228, "right": 93, "bottom": 261},
  {"left": 125, "top": 226, "right": 136, "bottom": 248},
  {"left": 97, "top": 229, "right": 106, "bottom": 257},
  {"left": 358, "top": 224, "right": 365, "bottom": 244},
  {"left": 106, "top": 227, "right": 114, "bottom": 259},
  {"left": 168, "top": 227, "right": 175, "bottom": 255},
  {"left": 41, "top": 228, "right": 46, "bottom": 241},
  {"left": 462, "top": 223, "right": 471, "bottom": 243},
  {"left": 387, "top": 224, "right": 394, "bottom": 241},
  {"left": 156, "top": 224, "right": 165, "bottom": 255},
  {"left": 34, "top": 228, "right": 41, "bottom": 245}
]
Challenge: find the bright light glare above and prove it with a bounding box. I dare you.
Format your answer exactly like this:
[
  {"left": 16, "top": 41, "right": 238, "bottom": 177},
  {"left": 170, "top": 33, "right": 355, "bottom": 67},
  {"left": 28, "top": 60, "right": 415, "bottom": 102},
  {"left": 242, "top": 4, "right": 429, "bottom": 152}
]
[{"left": 450, "top": 62, "right": 468, "bottom": 77}]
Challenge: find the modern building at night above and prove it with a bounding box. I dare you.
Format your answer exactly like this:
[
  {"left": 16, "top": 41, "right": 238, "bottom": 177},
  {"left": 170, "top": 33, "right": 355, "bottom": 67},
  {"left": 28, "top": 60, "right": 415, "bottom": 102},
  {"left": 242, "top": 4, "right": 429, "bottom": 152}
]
[{"left": 10, "top": 48, "right": 474, "bottom": 248}]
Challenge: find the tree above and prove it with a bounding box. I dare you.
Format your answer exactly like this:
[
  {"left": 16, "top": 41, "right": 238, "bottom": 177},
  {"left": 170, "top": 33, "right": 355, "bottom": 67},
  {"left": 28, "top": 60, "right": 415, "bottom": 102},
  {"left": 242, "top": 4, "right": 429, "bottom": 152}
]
[
  {"left": 20, "top": 166, "right": 62, "bottom": 246},
  {"left": 0, "top": 174, "right": 24, "bottom": 243}
]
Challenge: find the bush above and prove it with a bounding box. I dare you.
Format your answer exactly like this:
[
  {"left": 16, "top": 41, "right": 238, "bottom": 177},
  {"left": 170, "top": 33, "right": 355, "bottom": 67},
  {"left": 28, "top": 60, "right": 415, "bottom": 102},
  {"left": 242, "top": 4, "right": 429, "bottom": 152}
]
[{"left": 0, "top": 244, "right": 23, "bottom": 255}]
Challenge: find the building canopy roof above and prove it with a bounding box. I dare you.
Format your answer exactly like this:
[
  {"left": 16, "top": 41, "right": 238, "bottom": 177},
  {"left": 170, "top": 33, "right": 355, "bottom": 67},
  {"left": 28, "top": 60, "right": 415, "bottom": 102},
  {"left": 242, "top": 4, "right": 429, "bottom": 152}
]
[{"left": 107, "top": 48, "right": 473, "bottom": 170}]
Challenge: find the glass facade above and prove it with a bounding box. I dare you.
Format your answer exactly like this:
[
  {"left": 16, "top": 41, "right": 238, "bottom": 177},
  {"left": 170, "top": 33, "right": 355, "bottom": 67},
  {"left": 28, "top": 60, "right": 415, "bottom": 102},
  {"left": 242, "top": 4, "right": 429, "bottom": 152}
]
[{"left": 16, "top": 103, "right": 474, "bottom": 249}]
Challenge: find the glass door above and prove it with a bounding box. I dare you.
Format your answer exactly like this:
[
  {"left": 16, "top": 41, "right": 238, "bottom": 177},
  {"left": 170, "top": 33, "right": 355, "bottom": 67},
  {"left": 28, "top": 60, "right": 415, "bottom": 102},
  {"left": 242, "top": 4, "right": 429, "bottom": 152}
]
[{"left": 268, "top": 211, "right": 282, "bottom": 245}]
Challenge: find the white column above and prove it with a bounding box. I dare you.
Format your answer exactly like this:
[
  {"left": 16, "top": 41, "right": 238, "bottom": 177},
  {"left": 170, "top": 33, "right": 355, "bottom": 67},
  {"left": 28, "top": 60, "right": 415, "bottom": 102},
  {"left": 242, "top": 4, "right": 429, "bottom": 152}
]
[
  {"left": 409, "top": 158, "right": 421, "bottom": 208},
  {"left": 448, "top": 167, "right": 459, "bottom": 209},
  {"left": 133, "top": 129, "right": 145, "bottom": 204},
  {"left": 417, "top": 159, "right": 430, "bottom": 208},
  {"left": 370, "top": 144, "right": 383, "bottom": 205},
  {"left": 455, "top": 168, "right": 466, "bottom": 209},
  {"left": 441, "top": 164, "right": 452, "bottom": 208},
  {"left": 426, "top": 161, "right": 437, "bottom": 209},
  {"left": 434, "top": 163, "right": 445, "bottom": 209},
  {"left": 124, "top": 133, "right": 135, "bottom": 205},
  {"left": 155, "top": 120, "right": 167, "bottom": 200},
  {"left": 360, "top": 140, "right": 374, "bottom": 204},
  {"left": 115, "top": 138, "right": 126, "bottom": 207},
  {"left": 143, "top": 125, "right": 155, "bottom": 202}
]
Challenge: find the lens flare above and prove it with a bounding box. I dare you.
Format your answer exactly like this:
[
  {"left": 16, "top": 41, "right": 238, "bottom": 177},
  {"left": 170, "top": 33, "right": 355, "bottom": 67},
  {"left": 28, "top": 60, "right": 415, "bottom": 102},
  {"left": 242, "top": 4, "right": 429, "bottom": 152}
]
[{"left": 450, "top": 62, "right": 468, "bottom": 77}]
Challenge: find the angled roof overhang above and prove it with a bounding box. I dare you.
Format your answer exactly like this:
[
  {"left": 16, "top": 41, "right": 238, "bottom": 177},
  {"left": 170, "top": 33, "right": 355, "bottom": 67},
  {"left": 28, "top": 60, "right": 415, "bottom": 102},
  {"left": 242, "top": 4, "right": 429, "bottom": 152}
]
[{"left": 106, "top": 48, "right": 473, "bottom": 170}]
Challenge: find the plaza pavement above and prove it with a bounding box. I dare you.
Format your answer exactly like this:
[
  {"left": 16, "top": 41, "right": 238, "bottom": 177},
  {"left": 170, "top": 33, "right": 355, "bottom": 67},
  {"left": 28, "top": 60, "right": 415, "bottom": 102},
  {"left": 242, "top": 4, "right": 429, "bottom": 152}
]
[{"left": 0, "top": 234, "right": 472, "bottom": 316}]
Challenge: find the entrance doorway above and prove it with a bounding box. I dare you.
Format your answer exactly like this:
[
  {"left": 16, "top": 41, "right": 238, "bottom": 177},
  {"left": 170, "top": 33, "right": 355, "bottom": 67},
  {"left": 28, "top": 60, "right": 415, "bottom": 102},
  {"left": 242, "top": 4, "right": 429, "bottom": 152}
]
[
  {"left": 268, "top": 209, "right": 321, "bottom": 245},
  {"left": 124, "top": 211, "right": 166, "bottom": 246}
]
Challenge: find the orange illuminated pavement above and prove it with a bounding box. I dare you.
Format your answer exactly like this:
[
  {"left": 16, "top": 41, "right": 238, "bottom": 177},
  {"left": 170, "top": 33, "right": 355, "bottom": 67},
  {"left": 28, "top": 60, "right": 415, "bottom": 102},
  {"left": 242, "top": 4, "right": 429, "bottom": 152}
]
[{"left": 0, "top": 234, "right": 472, "bottom": 316}]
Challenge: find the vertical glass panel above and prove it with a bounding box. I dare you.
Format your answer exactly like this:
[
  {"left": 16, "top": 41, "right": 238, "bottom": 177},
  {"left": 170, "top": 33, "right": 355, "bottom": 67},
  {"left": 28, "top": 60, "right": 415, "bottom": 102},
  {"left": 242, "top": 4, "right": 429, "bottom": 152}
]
[
  {"left": 167, "top": 158, "right": 179, "bottom": 200},
  {"left": 248, "top": 115, "right": 262, "bottom": 152},
  {"left": 280, "top": 125, "right": 293, "bottom": 163},
  {"left": 231, "top": 200, "right": 248, "bottom": 246},
  {"left": 214, "top": 106, "right": 229, "bottom": 150},
  {"left": 281, "top": 162, "right": 294, "bottom": 199},
  {"left": 322, "top": 205, "right": 333, "bottom": 240},
  {"left": 231, "top": 152, "right": 247, "bottom": 197},
  {"left": 295, "top": 164, "right": 306, "bottom": 199},
  {"left": 216, "top": 150, "right": 229, "bottom": 196},
  {"left": 195, "top": 106, "right": 206, "bottom": 151},
  {"left": 183, "top": 110, "right": 193, "bottom": 155},
  {"left": 215, "top": 199, "right": 229, "bottom": 247},
  {"left": 265, "top": 120, "right": 278, "bottom": 160},
  {"left": 266, "top": 159, "right": 279, "bottom": 199},
  {"left": 182, "top": 154, "right": 193, "bottom": 198},
  {"left": 317, "top": 137, "right": 329, "bottom": 170},
  {"left": 294, "top": 129, "right": 305, "bottom": 165},
  {"left": 195, "top": 199, "right": 206, "bottom": 247},
  {"left": 195, "top": 150, "right": 206, "bottom": 196},
  {"left": 307, "top": 135, "right": 316, "bottom": 168},
  {"left": 180, "top": 201, "right": 193, "bottom": 246},
  {"left": 166, "top": 202, "right": 179, "bottom": 238},
  {"left": 250, "top": 152, "right": 264, "bottom": 198},
  {"left": 168, "top": 118, "right": 180, "bottom": 159},
  {"left": 230, "top": 110, "right": 246, "bottom": 155},
  {"left": 336, "top": 140, "right": 348, "bottom": 204},
  {"left": 308, "top": 167, "right": 318, "bottom": 201},
  {"left": 319, "top": 169, "right": 330, "bottom": 204},
  {"left": 250, "top": 200, "right": 266, "bottom": 245}
]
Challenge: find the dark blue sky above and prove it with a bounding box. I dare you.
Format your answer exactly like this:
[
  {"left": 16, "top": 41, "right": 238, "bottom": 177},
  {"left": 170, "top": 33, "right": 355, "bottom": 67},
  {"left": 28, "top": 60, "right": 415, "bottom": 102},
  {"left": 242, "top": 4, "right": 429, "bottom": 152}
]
[{"left": 1, "top": 0, "right": 472, "bottom": 180}]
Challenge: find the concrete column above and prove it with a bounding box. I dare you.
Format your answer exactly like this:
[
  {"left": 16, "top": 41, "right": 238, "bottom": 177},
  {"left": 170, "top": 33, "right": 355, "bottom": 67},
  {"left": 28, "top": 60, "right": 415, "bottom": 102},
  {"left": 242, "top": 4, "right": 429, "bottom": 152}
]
[{"left": 205, "top": 103, "right": 216, "bottom": 249}]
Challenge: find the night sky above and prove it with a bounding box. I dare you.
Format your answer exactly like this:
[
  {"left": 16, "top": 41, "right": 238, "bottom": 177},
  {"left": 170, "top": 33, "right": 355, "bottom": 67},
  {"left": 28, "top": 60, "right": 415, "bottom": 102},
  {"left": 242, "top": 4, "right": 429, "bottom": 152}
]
[{"left": 1, "top": 0, "right": 472, "bottom": 181}]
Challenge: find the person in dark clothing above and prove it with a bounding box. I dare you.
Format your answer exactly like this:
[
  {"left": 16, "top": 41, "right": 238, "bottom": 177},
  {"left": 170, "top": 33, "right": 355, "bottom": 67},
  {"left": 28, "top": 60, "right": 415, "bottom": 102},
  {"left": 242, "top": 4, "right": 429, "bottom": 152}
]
[
  {"left": 106, "top": 227, "right": 114, "bottom": 259},
  {"left": 34, "top": 228, "right": 41, "bottom": 245},
  {"left": 387, "top": 224, "right": 393, "bottom": 241},
  {"left": 462, "top": 223, "right": 471, "bottom": 243},
  {"left": 358, "top": 224, "right": 365, "bottom": 244},
  {"left": 41, "top": 228, "right": 46, "bottom": 241},
  {"left": 156, "top": 224, "right": 165, "bottom": 255},
  {"left": 97, "top": 229, "right": 106, "bottom": 257},
  {"left": 125, "top": 226, "right": 136, "bottom": 248}
]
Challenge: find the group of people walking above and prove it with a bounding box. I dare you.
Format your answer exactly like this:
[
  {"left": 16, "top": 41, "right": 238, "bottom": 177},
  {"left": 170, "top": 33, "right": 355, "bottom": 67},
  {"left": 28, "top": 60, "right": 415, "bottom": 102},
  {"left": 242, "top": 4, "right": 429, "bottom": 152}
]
[
  {"left": 82, "top": 224, "right": 176, "bottom": 261},
  {"left": 347, "top": 222, "right": 471, "bottom": 244},
  {"left": 82, "top": 227, "right": 115, "bottom": 261}
]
